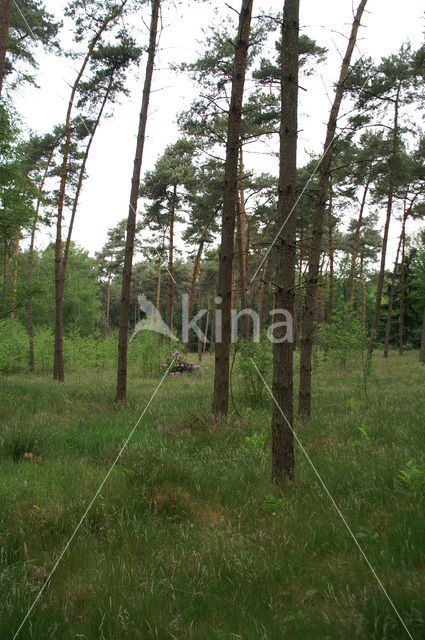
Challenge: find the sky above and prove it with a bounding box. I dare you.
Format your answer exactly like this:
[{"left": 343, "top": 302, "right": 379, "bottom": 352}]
[{"left": 10, "top": 0, "right": 425, "bottom": 263}]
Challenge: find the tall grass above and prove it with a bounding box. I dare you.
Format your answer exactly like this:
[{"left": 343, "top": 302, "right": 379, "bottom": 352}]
[{"left": 0, "top": 349, "right": 424, "bottom": 638}]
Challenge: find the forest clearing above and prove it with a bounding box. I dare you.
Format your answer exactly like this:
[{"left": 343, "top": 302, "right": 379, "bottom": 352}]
[
  {"left": 1, "top": 349, "right": 425, "bottom": 638},
  {"left": 1, "top": 0, "right": 425, "bottom": 638}
]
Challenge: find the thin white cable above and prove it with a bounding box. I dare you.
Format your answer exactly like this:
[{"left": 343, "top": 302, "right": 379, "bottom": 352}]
[
  {"left": 12, "top": 359, "right": 175, "bottom": 640},
  {"left": 250, "top": 357, "right": 414, "bottom": 640}
]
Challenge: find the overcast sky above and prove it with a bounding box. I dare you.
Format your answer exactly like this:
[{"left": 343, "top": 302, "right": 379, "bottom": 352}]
[{"left": 11, "top": 0, "right": 425, "bottom": 262}]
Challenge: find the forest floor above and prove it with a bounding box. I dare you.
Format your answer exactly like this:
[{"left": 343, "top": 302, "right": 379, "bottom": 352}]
[{"left": 1, "top": 349, "right": 425, "bottom": 639}]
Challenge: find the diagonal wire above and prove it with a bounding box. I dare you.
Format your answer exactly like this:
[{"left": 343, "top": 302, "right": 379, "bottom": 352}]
[
  {"left": 12, "top": 358, "right": 175, "bottom": 640},
  {"left": 250, "top": 357, "right": 414, "bottom": 640}
]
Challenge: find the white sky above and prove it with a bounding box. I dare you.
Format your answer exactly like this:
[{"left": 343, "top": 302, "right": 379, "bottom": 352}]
[{"left": 11, "top": 0, "right": 425, "bottom": 263}]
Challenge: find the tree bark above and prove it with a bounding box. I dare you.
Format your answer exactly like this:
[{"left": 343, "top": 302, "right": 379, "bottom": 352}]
[
  {"left": 327, "top": 205, "right": 334, "bottom": 323},
  {"left": 367, "top": 83, "right": 401, "bottom": 360},
  {"left": 54, "top": 6, "right": 126, "bottom": 382},
  {"left": 184, "top": 220, "right": 210, "bottom": 352},
  {"left": 212, "top": 0, "right": 253, "bottom": 418},
  {"left": 116, "top": 0, "right": 159, "bottom": 402},
  {"left": 237, "top": 146, "right": 249, "bottom": 337},
  {"left": 383, "top": 224, "right": 403, "bottom": 358},
  {"left": 167, "top": 183, "right": 177, "bottom": 341},
  {"left": 398, "top": 218, "right": 406, "bottom": 356},
  {"left": 347, "top": 174, "right": 371, "bottom": 307},
  {"left": 10, "top": 228, "right": 19, "bottom": 318},
  {"left": 269, "top": 0, "right": 299, "bottom": 483},
  {"left": 28, "top": 142, "right": 57, "bottom": 373},
  {"left": 298, "top": 0, "right": 368, "bottom": 420},
  {"left": 0, "top": 0, "right": 11, "bottom": 100}
]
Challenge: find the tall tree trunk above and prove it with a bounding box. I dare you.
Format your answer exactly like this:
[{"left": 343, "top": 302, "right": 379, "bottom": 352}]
[
  {"left": 156, "top": 256, "right": 162, "bottom": 311},
  {"left": 270, "top": 0, "right": 299, "bottom": 483},
  {"left": 167, "top": 184, "right": 177, "bottom": 342},
  {"left": 209, "top": 278, "right": 216, "bottom": 355},
  {"left": 298, "top": 0, "right": 368, "bottom": 420},
  {"left": 327, "top": 206, "right": 334, "bottom": 323},
  {"left": 116, "top": 0, "right": 159, "bottom": 402},
  {"left": 28, "top": 142, "right": 57, "bottom": 374},
  {"left": 106, "top": 272, "right": 111, "bottom": 329},
  {"left": 184, "top": 220, "right": 210, "bottom": 352},
  {"left": 383, "top": 225, "right": 403, "bottom": 358},
  {"left": 54, "top": 6, "right": 126, "bottom": 382},
  {"left": 347, "top": 174, "right": 371, "bottom": 307},
  {"left": 212, "top": 0, "right": 253, "bottom": 418},
  {"left": 0, "top": 0, "right": 11, "bottom": 100},
  {"left": 203, "top": 286, "right": 211, "bottom": 354},
  {"left": 420, "top": 308, "right": 425, "bottom": 364},
  {"left": 10, "top": 228, "right": 19, "bottom": 318},
  {"left": 367, "top": 83, "right": 401, "bottom": 360},
  {"left": 398, "top": 219, "right": 406, "bottom": 356},
  {"left": 237, "top": 146, "right": 248, "bottom": 337}
]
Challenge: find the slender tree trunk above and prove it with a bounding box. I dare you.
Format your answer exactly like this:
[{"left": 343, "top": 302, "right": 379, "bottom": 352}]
[
  {"left": 212, "top": 0, "right": 253, "bottom": 418},
  {"left": 347, "top": 175, "right": 371, "bottom": 306},
  {"left": 167, "top": 184, "right": 177, "bottom": 342},
  {"left": 106, "top": 273, "right": 111, "bottom": 329},
  {"left": 383, "top": 226, "right": 403, "bottom": 358},
  {"left": 270, "top": 0, "right": 299, "bottom": 483},
  {"left": 398, "top": 220, "right": 406, "bottom": 356},
  {"left": 203, "top": 286, "right": 211, "bottom": 354},
  {"left": 185, "top": 220, "right": 210, "bottom": 351},
  {"left": 116, "top": 0, "right": 159, "bottom": 402},
  {"left": 298, "top": 0, "right": 368, "bottom": 420},
  {"left": 327, "top": 207, "right": 334, "bottom": 323},
  {"left": 28, "top": 142, "right": 57, "bottom": 373},
  {"left": 237, "top": 146, "right": 248, "bottom": 337},
  {"left": 0, "top": 0, "right": 11, "bottom": 100},
  {"left": 210, "top": 278, "right": 216, "bottom": 355},
  {"left": 197, "top": 286, "right": 203, "bottom": 362},
  {"left": 156, "top": 256, "right": 162, "bottom": 311},
  {"left": 54, "top": 7, "right": 126, "bottom": 382},
  {"left": 367, "top": 83, "right": 401, "bottom": 361},
  {"left": 420, "top": 308, "right": 425, "bottom": 364},
  {"left": 10, "top": 228, "right": 19, "bottom": 318}
]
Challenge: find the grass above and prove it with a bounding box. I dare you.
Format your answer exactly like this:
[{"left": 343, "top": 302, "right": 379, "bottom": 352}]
[{"left": 1, "top": 349, "right": 425, "bottom": 639}]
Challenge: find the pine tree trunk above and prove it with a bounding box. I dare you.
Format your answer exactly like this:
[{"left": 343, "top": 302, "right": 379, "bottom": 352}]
[
  {"left": 327, "top": 207, "right": 334, "bottom": 323},
  {"left": 209, "top": 278, "right": 216, "bottom": 355},
  {"left": 106, "top": 273, "right": 111, "bottom": 329},
  {"left": 167, "top": 184, "right": 177, "bottom": 342},
  {"left": 367, "top": 83, "right": 401, "bottom": 361},
  {"left": 298, "top": 0, "right": 368, "bottom": 420},
  {"left": 383, "top": 226, "right": 403, "bottom": 358},
  {"left": 156, "top": 256, "right": 161, "bottom": 311},
  {"left": 116, "top": 0, "right": 159, "bottom": 402},
  {"left": 10, "top": 228, "right": 19, "bottom": 318},
  {"left": 185, "top": 221, "right": 210, "bottom": 352},
  {"left": 237, "top": 146, "right": 248, "bottom": 337},
  {"left": 347, "top": 175, "right": 371, "bottom": 307},
  {"left": 270, "top": 0, "right": 299, "bottom": 483},
  {"left": 28, "top": 142, "right": 56, "bottom": 374},
  {"left": 203, "top": 286, "right": 211, "bottom": 353},
  {"left": 398, "top": 221, "right": 406, "bottom": 356},
  {"left": 0, "top": 0, "right": 11, "bottom": 100},
  {"left": 54, "top": 8, "right": 124, "bottom": 382},
  {"left": 212, "top": 0, "right": 253, "bottom": 418}
]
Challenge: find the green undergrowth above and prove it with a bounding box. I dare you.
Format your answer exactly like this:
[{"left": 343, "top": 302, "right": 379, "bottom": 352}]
[{"left": 1, "top": 351, "right": 425, "bottom": 639}]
